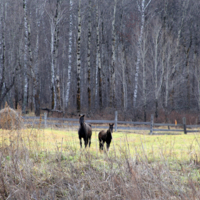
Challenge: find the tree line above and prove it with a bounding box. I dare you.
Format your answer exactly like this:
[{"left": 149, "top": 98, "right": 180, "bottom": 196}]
[{"left": 0, "top": 0, "right": 199, "bottom": 121}]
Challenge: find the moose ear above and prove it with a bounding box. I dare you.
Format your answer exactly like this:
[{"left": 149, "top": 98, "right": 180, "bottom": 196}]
[
  {"left": 83, "top": 114, "right": 85, "bottom": 117},
  {"left": 112, "top": 123, "right": 114, "bottom": 126},
  {"left": 79, "top": 114, "right": 81, "bottom": 117}
]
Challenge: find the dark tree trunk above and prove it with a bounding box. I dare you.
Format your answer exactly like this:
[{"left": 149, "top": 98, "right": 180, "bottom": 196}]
[{"left": 35, "top": 90, "right": 40, "bottom": 116}]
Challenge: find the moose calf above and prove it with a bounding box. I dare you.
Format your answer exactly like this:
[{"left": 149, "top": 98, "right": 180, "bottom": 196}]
[{"left": 98, "top": 123, "right": 114, "bottom": 151}]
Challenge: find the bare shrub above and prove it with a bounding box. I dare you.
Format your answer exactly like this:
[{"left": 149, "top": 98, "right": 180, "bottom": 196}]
[{"left": 0, "top": 104, "right": 23, "bottom": 130}]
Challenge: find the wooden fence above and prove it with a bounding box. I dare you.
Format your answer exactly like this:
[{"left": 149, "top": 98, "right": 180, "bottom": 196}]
[{"left": 22, "top": 112, "right": 200, "bottom": 135}]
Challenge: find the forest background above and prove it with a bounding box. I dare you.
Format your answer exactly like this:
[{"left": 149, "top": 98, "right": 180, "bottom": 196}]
[{"left": 0, "top": 0, "right": 199, "bottom": 123}]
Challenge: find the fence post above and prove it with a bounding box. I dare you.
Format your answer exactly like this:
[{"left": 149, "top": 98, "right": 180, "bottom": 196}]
[
  {"left": 150, "top": 114, "right": 154, "bottom": 135},
  {"left": 115, "top": 111, "right": 118, "bottom": 132},
  {"left": 182, "top": 117, "right": 187, "bottom": 134},
  {"left": 44, "top": 111, "right": 47, "bottom": 128}
]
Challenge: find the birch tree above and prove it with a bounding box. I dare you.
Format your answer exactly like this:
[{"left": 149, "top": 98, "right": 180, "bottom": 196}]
[
  {"left": 95, "top": 0, "right": 102, "bottom": 110},
  {"left": 109, "top": 0, "right": 117, "bottom": 108},
  {"left": 133, "top": 0, "right": 152, "bottom": 110},
  {"left": 87, "top": 0, "right": 92, "bottom": 112},
  {"left": 46, "top": 0, "right": 64, "bottom": 110},
  {"left": 76, "top": 0, "right": 82, "bottom": 113},
  {"left": 23, "top": 0, "right": 29, "bottom": 113},
  {"left": 65, "top": 0, "right": 73, "bottom": 110}
]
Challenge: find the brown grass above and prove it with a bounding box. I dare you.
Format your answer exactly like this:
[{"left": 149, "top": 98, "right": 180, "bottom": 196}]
[{"left": 0, "top": 126, "right": 200, "bottom": 199}]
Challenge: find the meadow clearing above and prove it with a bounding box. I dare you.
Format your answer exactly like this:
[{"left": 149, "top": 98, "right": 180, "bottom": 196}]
[{"left": 0, "top": 127, "right": 200, "bottom": 199}]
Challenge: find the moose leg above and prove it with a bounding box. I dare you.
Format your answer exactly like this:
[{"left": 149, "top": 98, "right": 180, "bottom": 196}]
[
  {"left": 101, "top": 141, "right": 105, "bottom": 150},
  {"left": 106, "top": 142, "right": 110, "bottom": 151},
  {"left": 84, "top": 138, "right": 88, "bottom": 148},
  {"left": 79, "top": 137, "right": 82, "bottom": 148},
  {"left": 88, "top": 137, "right": 91, "bottom": 147},
  {"left": 99, "top": 140, "right": 103, "bottom": 150}
]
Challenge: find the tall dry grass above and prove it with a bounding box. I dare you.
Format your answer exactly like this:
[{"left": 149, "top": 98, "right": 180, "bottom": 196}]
[{"left": 0, "top": 125, "right": 200, "bottom": 199}]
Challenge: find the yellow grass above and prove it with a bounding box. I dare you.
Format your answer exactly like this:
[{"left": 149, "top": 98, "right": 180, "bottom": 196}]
[{"left": 1, "top": 128, "right": 200, "bottom": 163}]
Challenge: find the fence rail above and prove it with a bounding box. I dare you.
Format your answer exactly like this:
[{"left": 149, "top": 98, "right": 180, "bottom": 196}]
[{"left": 22, "top": 112, "right": 200, "bottom": 135}]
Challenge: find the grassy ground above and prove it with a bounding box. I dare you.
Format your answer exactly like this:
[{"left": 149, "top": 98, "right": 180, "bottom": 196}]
[
  {"left": 5, "top": 128, "right": 199, "bottom": 162},
  {"left": 1, "top": 127, "right": 200, "bottom": 199}
]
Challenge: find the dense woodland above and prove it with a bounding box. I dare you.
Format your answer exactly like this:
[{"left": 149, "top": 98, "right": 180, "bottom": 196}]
[{"left": 0, "top": 0, "right": 200, "bottom": 121}]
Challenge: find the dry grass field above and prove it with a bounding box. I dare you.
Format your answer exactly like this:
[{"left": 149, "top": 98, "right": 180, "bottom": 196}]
[{"left": 0, "top": 126, "right": 200, "bottom": 199}]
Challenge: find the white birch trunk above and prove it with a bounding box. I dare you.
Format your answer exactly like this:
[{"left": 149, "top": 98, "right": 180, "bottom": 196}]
[
  {"left": 95, "top": 0, "right": 102, "bottom": 109},
  {"left": 65, "top": 0, "right": 73, "bottom": 109},
  {"left": 109, "top": 0, "right": 117, "bottom": 107},
  {"left": 23, "top": 0, "right": 29, "bottom": 113},
  {"left": 76, "top": 0, "right": 82, "bottom": 112},
  {"left": 48, "top": 0, "right": 63, "bottom": 110},
  {"left": 133, "top": 0, "right": 145, "bottom": 109},
  {"left": 87, "top": 0, "right": 92, "bottom": 111},
  {"left": 133, "top": 0, "right": 152, "bottom": 109}
]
